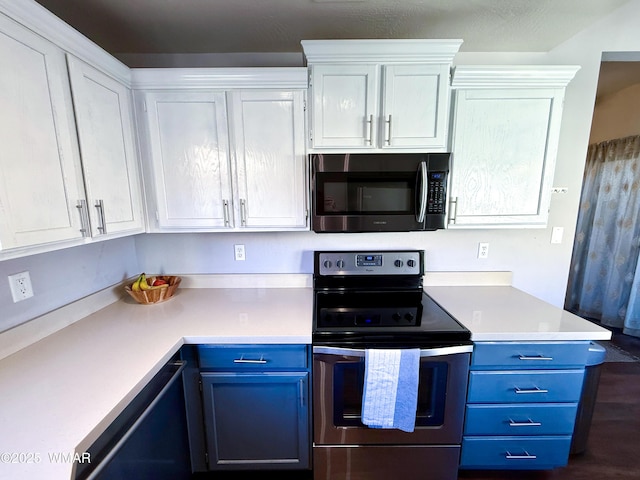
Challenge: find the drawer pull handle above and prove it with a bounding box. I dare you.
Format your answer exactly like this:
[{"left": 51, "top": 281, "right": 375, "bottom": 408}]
[
  {"left": 518, "top": 355, "right": 554, "bottom": 361},
  {"left": 233, "top": 355, "right": 267, "bottom": 364},
  {"left": 514, "top": 386, "right": 548, "bottom": 394},
  {"left": 505, "top": 451, "right": 537, "bottom": 460},
  {"left": 508, "top": 418, "right": 542, "bottom": 427}
]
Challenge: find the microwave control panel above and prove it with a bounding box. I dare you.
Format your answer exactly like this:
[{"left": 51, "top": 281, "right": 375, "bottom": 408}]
[{"left": 427, "top": 172, "right": 447, "bottom": 214}]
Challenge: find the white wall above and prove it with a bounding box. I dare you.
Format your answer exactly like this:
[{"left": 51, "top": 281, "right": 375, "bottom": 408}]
[
  {"left": 0, "top": 237, "right": 139, "bottom": 333},
  {"left": 590, "top": 82, "right": 640, "bottom": 143}
]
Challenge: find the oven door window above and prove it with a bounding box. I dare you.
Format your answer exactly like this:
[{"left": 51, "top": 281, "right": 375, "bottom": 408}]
[
  {"left": 316, "top": 173, "right": 416, "bottom": 215},
  {"left": 333, "top": 359, "right": 448, "bottom": 427}
]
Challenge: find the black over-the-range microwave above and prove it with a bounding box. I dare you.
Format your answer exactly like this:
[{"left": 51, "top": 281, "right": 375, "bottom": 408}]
[{"left": 311, "top": 153, "right": 450, "bottom": 233}]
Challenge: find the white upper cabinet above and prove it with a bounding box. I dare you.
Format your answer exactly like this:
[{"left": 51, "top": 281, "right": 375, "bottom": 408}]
[
  {"left": 229, "top": 90, "right": 307, "bottom": 229},
  {"left": 0, "top": 13, "right": 86, "bottom": 251},
  {"left": 448, "top": 66, "right": 580, "bottom": 228},
  {"left": 302, "top": 40, "right": 461, "bottom": 152},
  {"left": 133, "top": 68, "right": 309, "bottom": 232},
  {"left": 139, "top": 91, "right": 232, "bottom": 229},
  {"left": 67, "top": 56, "right": 145, "bottom": 237}
]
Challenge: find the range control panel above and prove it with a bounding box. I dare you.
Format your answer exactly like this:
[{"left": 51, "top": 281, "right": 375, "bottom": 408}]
[
  {"left": 317, "top": 306, "right": 421, "bottom": 327},
  {"left": 317, "top": 251, "right": 423, "bottom": 276}
]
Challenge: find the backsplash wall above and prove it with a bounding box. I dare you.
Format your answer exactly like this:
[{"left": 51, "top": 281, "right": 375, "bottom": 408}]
[
  {"left": 134, "top": 229, "right": 567, "bottom": 306},
  {"left": 0, "top": 237, "right": 139, "bottom": 333}
]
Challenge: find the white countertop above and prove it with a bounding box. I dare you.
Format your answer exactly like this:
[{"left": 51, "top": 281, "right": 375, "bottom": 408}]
[
  {"left": 0, "top": 275, "right": 611, "bottom": 479},
  {"left": 0, "top": 284, "right": 312, "bottom": 480},
  {"left": 425, "top": 285, "right": 612, "bottom": 341}
]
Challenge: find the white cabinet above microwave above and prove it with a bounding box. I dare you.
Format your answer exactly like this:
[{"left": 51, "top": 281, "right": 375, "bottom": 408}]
[{"left": 302, "top": 40, "right": 461, "bottom": 153}]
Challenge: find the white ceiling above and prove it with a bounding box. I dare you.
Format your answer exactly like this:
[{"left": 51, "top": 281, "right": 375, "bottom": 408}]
[{"left": 33, "top": 0, "right": 629, "bottom": 59}]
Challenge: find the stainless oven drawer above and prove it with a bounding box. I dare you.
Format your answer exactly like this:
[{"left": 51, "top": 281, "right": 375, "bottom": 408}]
[{"left": 314, "top": 445, "right": 460, "bottom": 480}]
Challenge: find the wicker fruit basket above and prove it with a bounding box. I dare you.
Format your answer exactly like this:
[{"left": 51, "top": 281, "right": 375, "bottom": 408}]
[{"left": 124, "top": 275, "right": 181, "bottom": 305}]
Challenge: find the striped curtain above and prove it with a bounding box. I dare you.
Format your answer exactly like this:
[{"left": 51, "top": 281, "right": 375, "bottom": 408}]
[{"left": 565, "top": 135, "right": 640, "bottom": 337}]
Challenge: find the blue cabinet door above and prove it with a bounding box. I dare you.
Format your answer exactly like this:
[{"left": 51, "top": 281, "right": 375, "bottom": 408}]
[{"left": 201, "top": 371, "right": 310, "bottom": 470}]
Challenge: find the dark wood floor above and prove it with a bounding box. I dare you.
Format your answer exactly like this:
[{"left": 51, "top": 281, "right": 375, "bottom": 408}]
[{"left": 197, "top": 330, "right": 640, "bottom": 480}]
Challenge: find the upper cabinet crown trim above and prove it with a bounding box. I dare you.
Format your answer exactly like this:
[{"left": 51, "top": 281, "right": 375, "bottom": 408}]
[
  {"left": 130, "top": 67, "right": 308, "bottom": 90},
  {"left": 0, "top": 0, "right": 131, "bottom": 85},
  {"left": 451, "top": 65, "right": 581, "bottom": 89},
  {"left": 301, "top": 39, "right": 463, "bottom": 64}
]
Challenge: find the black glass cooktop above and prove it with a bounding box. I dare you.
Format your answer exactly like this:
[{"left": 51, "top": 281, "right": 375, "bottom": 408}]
[{"left": 313, "top": 290, "right": 471, "bottom": 348}]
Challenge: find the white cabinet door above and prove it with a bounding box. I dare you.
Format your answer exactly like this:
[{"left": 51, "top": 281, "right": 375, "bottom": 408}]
[
  {"left": 143, "top": 91, "right": 232, "bottom": 229},
  {"left": 449, "top": 88, "right": 564, "bottom": 227},
  {"left": 67, "top": 56, "right": 145, "bottom": 237},
  {"left": 0, "top": 14, "right": 85, "bottom": 250},
  {"left": 382, "top": 64, "right": 450, "bottom": 150},
  {"left": 309, "top": 64, "right": 379, "bottom": 149},
  {"left": 229, "top": 90, "right": 307, "bottom": 228}
]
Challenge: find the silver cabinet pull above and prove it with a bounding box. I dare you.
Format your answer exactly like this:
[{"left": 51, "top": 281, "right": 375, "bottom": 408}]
[
  {"left": 508, "top": 418, "right": 542, "bottom": 427},
  {"left": 222, "top": 200, "right": 230, "bottom": 227},
  {"left": 519, "top": 355, "right": 554, "bottom": 361},
  {"left": 385, "top": 114, "right": 392, "bottom": 145},
  {"left": 240, "top": 198, "right": 247, "bottom": 226},
  {"left": 514, "top": 386, "right": 549, "bottom": 394},
  {"left": 76, "top": 199, "right": 90, "bottom": 237},
  {"left": 365, "top": 114, "right": 373, "bottom": 145},
  {"left": 448, "top": 196, "right": 458, "bottom": 224},
  {"left": 233, "top": 355, "right": 267, "bottom": 364},
  {"left": 94, "top": 199, "right": 107, "bottom": 234},
  {"left": 505, "top": 451, "right": 537, "bottom": 460}
]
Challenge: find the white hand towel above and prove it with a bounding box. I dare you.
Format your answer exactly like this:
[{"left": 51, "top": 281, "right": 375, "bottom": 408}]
[{"left": 361, "top": 348, "right": 420, "bottom": 433}]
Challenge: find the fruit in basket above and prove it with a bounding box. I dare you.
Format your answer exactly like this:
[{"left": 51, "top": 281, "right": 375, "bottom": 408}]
[
  {"left": 132, "top": 273, "right": 151, "bottom": 291},
  {"left": 152, "top": 278, "right": 168, "bottom": 287}
]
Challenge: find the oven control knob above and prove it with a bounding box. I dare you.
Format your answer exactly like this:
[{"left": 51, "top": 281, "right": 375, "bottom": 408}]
[
  {"left": 323, "top": 260, "right": 333, "bottom": 269},
  {"left": 392, "top": 313, "right": 402, "bottom": 322},
  {"left": 336, "top": 259, "right": 345, "bottom": 269},
  {"left": 394, "top": 259, "right": 404, "bottom": 268},
  {"left": 407, "top": 259, "right": 416, "bottom": 268},
  {"left": 404, "top": 313, "right": 415, "bottom": 322}
]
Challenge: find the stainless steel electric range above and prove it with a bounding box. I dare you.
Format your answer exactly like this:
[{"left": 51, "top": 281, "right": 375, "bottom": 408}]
[{"left": 312, "top": 250, "right": 472, "bottom": 480}]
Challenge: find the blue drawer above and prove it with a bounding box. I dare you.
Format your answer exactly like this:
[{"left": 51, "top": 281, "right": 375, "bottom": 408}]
[
  {"left": 460, "top": 436, "right": 572, "bottom": 469},
  {"left": 471, "top": 342, "right": 590, "bottom": 370},
  {"left": 464, "top": 403, "right": 578, "bottom": 435},
  {"left": 468, "top": 370, "right": 585, "bottom": 403},
  {"left": 198, "top": 345, "right": 308, "bottom": 370}
]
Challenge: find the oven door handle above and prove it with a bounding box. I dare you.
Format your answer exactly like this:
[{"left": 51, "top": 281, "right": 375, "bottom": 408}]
[{"left": 312, "top": 345, "right": 473, "bottom": 357}]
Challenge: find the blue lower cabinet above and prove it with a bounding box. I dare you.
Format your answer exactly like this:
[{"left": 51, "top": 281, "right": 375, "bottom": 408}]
[
  {"left": 462, "top": 342, "right": 589, "bottom": 471},
  {"left": 460, "top": 436, "right": 572, "bottom": 469}
]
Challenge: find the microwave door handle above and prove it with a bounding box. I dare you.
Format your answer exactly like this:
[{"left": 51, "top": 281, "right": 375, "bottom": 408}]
[{"left": 416, "top": 161, "right": 428, "bottom": 223}]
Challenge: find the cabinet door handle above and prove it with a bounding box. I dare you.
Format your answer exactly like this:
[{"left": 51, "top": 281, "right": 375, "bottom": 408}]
[
  {"left": 385, "top": 114, "right": 392, "bottom": 145},
  {"left": 233, "top": 355, "right": 267, "bottom": 364},
  {"left": 240, "top": 198, "right": 247, "bottom": 226},
  {"left": 222, "top": 200, "right": 230, "bottom": 227},
  {"left": 505, "top": 451, "right": 537, "bottom": 460},
  {"left": 518, "top": 355, "right": 554, "bottom": 361},
  {"left": 514, "top": 386, "right": 549, "bottom": 394},
  {"left": 508, "top": 418, "right": 542, "bottom": 427},
  {"left": 365, "top": 114, "right": 373, "bottom": 145},
  {"left": 94, "top": 199, "right": 107, "bottom": 234},
  {"left": 448, "top": 196, "right": 458, "bottom": 224},
  {"left": 76, "top": 200, "right": 90, "bottom": 237}
]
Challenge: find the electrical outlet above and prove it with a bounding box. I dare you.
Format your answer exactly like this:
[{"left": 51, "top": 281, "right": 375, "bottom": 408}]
[
  {"left": 234, "top": 244, "right": 246, "bottom": 261},
  {"left": 8, "top": 271, "right": 34, "bottom": 302},
  {"left": 477, "top": 242, "right": 489, "bottom": 259}
]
